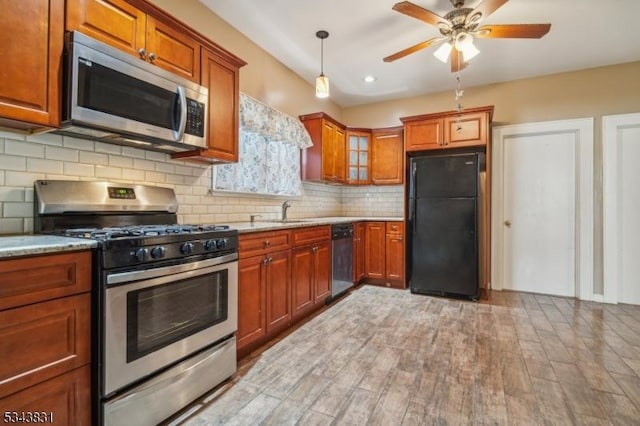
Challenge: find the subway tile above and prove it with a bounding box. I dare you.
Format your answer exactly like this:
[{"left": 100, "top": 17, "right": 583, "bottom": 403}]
[
  {"left": 145, "top": 150, "right": 167, "bottom": 161},
  {"left": 63, "top": 136, "right": 94, "bottom": 151},
  {"left": 121, "top": 168, "right": 145, "bottom": 181},
  {"left": 23, "top": 217, "right": 34, "bottom": 234},
  {"left": 79, "top": 151, "right": 109, "bottom": 166},
  {"left": 5, "top": 140, "right": 45, "bottom": 158},
  {"left": 108, "top": 155, "right": 133, "bottom": 168},
  {"left": 64, "top": 162, "right": 95, "bottom": 177},
  {"left": 165, "top": 174, "right": 184, "bottom": 184},
  {"left": 0, "top": 171, "right": 4, "bottom": 186},
  {"left": 145, "top": 171, "right": 165, "bottom": 183},
  {"left": 0, "top": 154, "right": 27, "bottom": 171},
  {"left": 5, "top": 171, "right": 45, "bottom": 187},
  {"left": 174, "top": 165, "right": 194, "bottom": 176},
  {"left": 0, "top": 139, "right": 4, "bottom": 153},
  {"left": 24, "top": 188, "right": 34, "bottom": 202},
  {"left": 96, "top": 165, "right": 122, "bottom": 180},
  {"left": 0, "top": 130, "right": 26, "bottom": 141},
  {"left": 0, "top": 187, "right": 25, "bottom": 202},
  {"left": 122, "top": 146, "right": 146, "bottom": 159},
  {"left": 46, "top": 145, "right": 79, "bottom": 162},
  {"left": 155, "top": 162, "right": 175, "bottom": 174},
  {"left": 27, "top": 158, "right": 63, "bottom": 175},
  {"left": 0, "top": 218, "right": 24, "bottom": 234},
  {"left": 133, "top": 158, "right": 156, "bottom": 171},
  {"left": 3, "top": 202, "right": 33, "bottom": 218},
  {"left": 95, "top": 141, "right": 123, "bottom": 155},
  {"left": 26, "top": 132, "right": 63, "bottom": 146}
]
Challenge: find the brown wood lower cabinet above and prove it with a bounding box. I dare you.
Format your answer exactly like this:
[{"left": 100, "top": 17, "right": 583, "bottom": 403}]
[
  {"left": 0, "top": 250, "right": 92, "bottom": 424},
  {"left": 363, "top": 221, "right": 405, "bottom": 289},
  {"left": 353, "top": 222, "right": 366, "bottom": 283},
  {"left": 237, "top": 230, "right": 292, "bottom": 353},
  {"left": 364, "top": 222, "right": 386, "bottom": 279},
  {"left": 291, "top": 227, "right": 331, "bottom": 321},
  {"left": 0, "top": 366, "right": 91, "bottom": 425}
]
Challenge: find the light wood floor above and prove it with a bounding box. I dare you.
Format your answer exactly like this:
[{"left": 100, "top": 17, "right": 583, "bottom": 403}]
[{"left": 171, "top": 286, "right": 640, "bottom": 425}]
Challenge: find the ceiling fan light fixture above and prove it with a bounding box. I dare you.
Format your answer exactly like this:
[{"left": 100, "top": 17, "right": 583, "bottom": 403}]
[
  {"left": 433, "top": 41, "right": 453, "bottom": 63},
  {"left": 455, "top": 32, "right": 480, "bottom": 62},
  {"left": 315, "top": 30, "right": 330, "bottom": 99}
]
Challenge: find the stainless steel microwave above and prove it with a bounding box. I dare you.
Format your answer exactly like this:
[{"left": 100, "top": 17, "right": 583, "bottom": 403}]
[{"left": 57, "top": 31, "right": 208, "bottom": 153}]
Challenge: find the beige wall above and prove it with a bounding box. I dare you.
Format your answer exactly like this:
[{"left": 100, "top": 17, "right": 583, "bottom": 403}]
[{"left": 147, "top": 0, "right": 342, "bottom": 120}]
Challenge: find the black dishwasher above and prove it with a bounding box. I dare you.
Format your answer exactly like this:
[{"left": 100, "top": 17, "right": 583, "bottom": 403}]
[{"left": 331, "top": 223, "right": 354, "bottom": 297}]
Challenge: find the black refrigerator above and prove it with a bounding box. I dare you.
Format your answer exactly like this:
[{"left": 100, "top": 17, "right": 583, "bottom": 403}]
[{"left": 407, "top": 152, "right": 485, "bottom": 299}]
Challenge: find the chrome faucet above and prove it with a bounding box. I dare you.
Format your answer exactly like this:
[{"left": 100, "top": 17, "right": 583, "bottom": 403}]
[{"left": 281, "top": 200, "right": 292, "bottom": 221}]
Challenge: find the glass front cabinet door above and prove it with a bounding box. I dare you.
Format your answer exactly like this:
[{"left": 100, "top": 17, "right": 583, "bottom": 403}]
[{"left": 346, "top": 130, "right": 370, "bottom": 184}]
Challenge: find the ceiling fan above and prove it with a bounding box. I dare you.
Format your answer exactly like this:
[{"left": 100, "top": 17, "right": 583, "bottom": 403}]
[{"left": 383, "top": 0, "right": 551, "bottom": 72}]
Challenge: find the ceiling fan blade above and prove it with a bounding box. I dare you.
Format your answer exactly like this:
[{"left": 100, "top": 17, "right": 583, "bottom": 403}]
[
  {"left": 472, "top": 0, "right": 509, "bottom": 20},
  {"left": 450, "top": 48, "right": 467, "bottom": 73},
  {"left": 476, "top": 24, "right": 551, "bottom": 39},
  {"left": 383, "top": 37, "right": 443, "bottom": 63},
  {"left": 392, "top": 1, "right": 448, "bottom": 27}
]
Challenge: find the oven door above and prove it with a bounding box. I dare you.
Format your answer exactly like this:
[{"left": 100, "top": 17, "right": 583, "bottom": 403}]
[{"left": 103, "top": 254, "right": 237, "bottom": 396}]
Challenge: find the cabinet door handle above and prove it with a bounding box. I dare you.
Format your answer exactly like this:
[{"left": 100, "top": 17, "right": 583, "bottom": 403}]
[
  {"left": 263, "top": 240, "right": 271, "bottom": 247},
  {"left": 148, "top": 52, "right": 157, "bottom": 63},
  {"left": 263, "top": 257, "right": 269, "bottom": 265},
  {"left": 138, "top": 48, "right": 146, "bottom": 59}
]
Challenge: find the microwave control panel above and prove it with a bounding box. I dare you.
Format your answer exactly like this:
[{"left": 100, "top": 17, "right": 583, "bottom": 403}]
[{"left": 185, "top": 98, "right": 205, "bottom": 137}]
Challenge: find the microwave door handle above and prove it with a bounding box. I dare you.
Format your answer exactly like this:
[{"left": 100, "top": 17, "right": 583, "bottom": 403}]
[{"left": 173, "top": 86, "right": 187, "bottom": 141}]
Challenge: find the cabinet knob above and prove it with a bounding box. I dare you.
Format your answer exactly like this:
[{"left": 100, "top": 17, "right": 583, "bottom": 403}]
[
  {"left": 138, "top": 48, "right": 146, "bottom": 59},
  {"left": 148, "top": 52, "right": 157, "bottom": 63},
  {"left": 263, "top": 240, "right": 271, "bottom": 247},
  {"left": 504, "top": 220, "right": 512, "bottom": 228}
]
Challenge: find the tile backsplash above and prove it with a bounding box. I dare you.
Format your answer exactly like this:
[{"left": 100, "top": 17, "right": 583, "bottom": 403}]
[{"left": 0, "top": 130, "right": 403, "bottom": 234}]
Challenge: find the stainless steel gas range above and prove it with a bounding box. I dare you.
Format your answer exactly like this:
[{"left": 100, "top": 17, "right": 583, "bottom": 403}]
[{"left": 34, "top": 180, "right": 238, "bottom": 426}]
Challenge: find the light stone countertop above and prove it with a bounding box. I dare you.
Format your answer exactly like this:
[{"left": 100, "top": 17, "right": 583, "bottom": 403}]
[
  {"left": 0, "top": 217, "right": 403, "bottom": 258},
  {"left": 231, "top": 216, "right": 403, "bottom": 233},
  {"left": 0, "top": 235, "right": 97, "bottom": 259}
]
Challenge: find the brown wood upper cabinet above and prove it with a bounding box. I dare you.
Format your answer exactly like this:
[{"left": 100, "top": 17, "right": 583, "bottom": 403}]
[
  {"left": 402, "top": 106, "right": 493, "bottom": 152},
  {"left": 300, "top": 113, "right": 347, "bottom": 183},
  {"left": 371, "top": 127, "right": 404, "bottom": 185},
  {"left": 66, "top": 0, "right": 200, "bottom": 82},
  {"left": 0, "top": 0, "right": 64, "bottom": 130},
  {"left": 173, "top": 48, "right": 243, "bottom": 163}
]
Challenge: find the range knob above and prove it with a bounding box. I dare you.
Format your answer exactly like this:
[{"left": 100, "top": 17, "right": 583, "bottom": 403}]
[
  {"left": 204, "top": 239, "right": 217, "bottom": 251},
  {"left": 216, "top": 238, "right": 228, "bottom": 249},
  {"left": 150, "top": 246, "right": 166, "bottom": 259},
  {"left": 180, "top": 242, "right": 195, "bottom": 255},
  {"left": 133, "top": 248, "right": 149, "bottom": 262}
]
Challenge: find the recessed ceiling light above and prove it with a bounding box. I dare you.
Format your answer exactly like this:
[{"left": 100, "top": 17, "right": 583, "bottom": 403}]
[{"left": 363, "top": 75, "right": 376, "bottom": 83}]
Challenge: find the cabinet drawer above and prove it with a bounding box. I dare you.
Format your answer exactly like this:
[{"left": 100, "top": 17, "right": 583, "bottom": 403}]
[
  {"left": 239, "top": 230, "right": 290, "bottom": 258},
  {"left": 0, "top": 293, "right": 91, "bottom": 398},
  {"left": 386, "top": 221, "right": 404, "bottom": 235},
  {"left": 0, "top": 365, "right": 91, "bottom": 425},
  {"left": 291, "top": 226, "right": 331, "bottom": 247},
  {"left": 0, "top": 251, "right": 91, "bottom": 311}
]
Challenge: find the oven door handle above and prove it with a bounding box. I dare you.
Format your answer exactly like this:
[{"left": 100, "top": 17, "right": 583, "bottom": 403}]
[{"left": 107, "top": 253, "right": 238, "bottom": 285}]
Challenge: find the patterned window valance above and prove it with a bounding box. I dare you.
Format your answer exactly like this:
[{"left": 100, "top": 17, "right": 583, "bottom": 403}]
[
  {"left": 212, "top": 93, "right": 310, "bottom": 196},
  {"left": 239, "top": 93, "right": 313, "bottom": 149}
]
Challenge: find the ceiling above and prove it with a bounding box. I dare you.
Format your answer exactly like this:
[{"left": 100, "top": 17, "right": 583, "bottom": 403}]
[{"left": 199, "top": 0, "right": 640, "bottom": 107}]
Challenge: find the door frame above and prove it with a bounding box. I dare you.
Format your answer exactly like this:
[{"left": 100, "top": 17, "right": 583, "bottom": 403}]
[
  {"left": 491, "top": 118, "right": 594, "bottom": 300},
  {"left": 602, "top": 112, "right": 640, "bottom": 304}
]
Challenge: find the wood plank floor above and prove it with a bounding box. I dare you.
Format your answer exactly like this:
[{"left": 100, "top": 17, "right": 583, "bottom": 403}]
[{"left": 170, "top": 286, "right": 640, "bottom": 425}]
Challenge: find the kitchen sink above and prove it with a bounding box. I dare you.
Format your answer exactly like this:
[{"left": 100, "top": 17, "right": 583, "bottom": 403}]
[{"left": 264, "top": 219, "right": 309, "bottom": 223}]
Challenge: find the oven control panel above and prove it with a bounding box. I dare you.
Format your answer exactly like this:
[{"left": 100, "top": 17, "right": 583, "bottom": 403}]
[
  {"left": 108, "top": 187, "right": 136, "bottom": 199},
  {"left": 102, "top": 232, "right": 238, "bottom": 269}
]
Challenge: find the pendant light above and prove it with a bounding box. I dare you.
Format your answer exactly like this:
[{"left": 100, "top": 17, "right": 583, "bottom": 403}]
[{"left": 315, "top": 30, "right": 329, "bottom": 98}]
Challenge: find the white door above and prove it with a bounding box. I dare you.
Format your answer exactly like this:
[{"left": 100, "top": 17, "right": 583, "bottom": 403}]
[
  {"left": 603, "top": 113, "right": 640, "bottom": 305},
  {"left": 492, "top": 119, "right": 594, "bottom": 299}
]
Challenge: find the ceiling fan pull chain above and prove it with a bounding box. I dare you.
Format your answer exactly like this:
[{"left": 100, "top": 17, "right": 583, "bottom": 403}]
[{"left": 455, "top": 72, "right": 464, "bottom": 131}]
